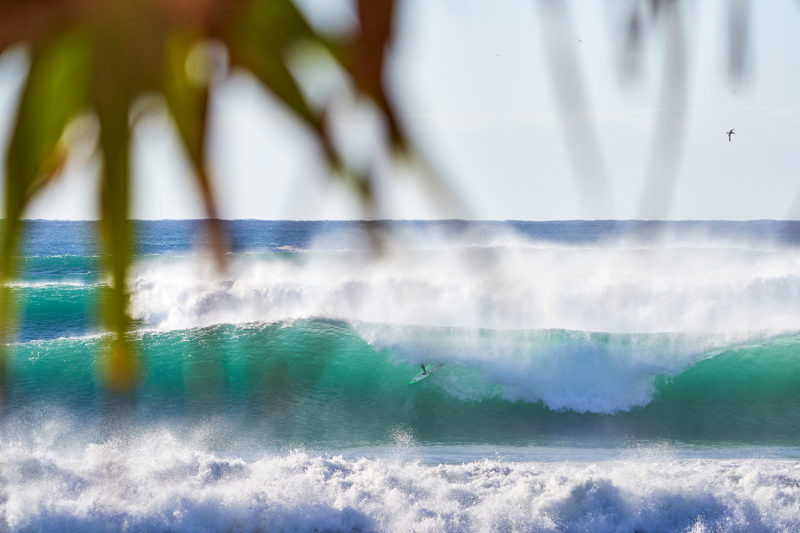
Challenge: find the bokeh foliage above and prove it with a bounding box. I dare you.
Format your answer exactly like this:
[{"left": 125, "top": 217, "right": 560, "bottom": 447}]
[{"left": 0, "top": 0, "right": 410, "bottom": 395}]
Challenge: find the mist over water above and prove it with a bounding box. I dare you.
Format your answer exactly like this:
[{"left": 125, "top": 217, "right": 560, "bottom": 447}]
[
  {"left": 129, "top": 221, "right": 800, "bottom": 334},
  {"left": 5, "top": 220, "right": 800, "bottom": 531}
]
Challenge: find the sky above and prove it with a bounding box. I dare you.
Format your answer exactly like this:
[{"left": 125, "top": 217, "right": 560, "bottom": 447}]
[{"left": 0, "top": 0, "right": 799, "bottom": 221}]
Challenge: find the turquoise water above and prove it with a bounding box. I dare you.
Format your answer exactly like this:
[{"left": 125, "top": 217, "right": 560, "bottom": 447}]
[
  {"left": 8, "top": 321, "right": 800, "bottom": 446},
  {"left": 3, "top": 220, "right": 800, "bottom": 531}
]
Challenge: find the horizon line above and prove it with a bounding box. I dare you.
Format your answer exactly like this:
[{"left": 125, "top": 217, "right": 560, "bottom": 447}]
[{"left": 6, "top": 218, "right": 800, "bottom": 223}]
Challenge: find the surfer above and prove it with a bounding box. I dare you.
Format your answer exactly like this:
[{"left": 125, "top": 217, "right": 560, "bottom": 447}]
[
  {"left": 409, "top": 363, "right": 442, "bottom": 384},
  {"left": 727, "top": 129, "right": 735, "bottom": 142}
]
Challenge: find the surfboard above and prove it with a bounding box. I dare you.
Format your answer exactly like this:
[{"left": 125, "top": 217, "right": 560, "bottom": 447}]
[{"left": 408, "top": 363, "right": 444, "bottom": 384}]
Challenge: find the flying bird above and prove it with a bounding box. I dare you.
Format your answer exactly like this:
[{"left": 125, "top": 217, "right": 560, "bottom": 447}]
[{"left": 727, "top": 129, "right": 735, "bottom": 142}]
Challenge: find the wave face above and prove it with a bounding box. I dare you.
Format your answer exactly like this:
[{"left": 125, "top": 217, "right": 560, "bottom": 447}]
[
  {"left": 6, "top": 219, "right": 800, "bottom": 444},
  {"left": 7, "top": 320, "right": 800, "bottom": 444}
]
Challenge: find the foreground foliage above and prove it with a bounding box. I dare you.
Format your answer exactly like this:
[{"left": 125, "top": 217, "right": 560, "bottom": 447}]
[{"left": 0, "top": 0, "right": 411, "bottom": 394}]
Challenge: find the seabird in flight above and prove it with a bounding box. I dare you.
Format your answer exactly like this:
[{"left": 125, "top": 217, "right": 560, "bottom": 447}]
[{"left": 727, "top": 129, "right": 735, "bottom": 142}]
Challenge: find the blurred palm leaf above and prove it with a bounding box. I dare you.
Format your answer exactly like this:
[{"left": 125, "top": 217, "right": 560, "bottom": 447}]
[
  {"left": 0, "top": 0, "right": 413, "bottom": 394},
  {"left": 347, "top": 0, "right": 406, "bottom": 153},
  {"left": 1, "top": 27, "right": 92, "bottom": 397}
]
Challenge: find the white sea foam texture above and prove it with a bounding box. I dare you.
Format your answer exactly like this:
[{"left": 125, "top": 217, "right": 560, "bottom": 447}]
[
  {"left": 3, "top": 429, "right": 800, "bottom": 532},
  {"left": 128, "top": 228, "right": 800, "bottom": 334}
]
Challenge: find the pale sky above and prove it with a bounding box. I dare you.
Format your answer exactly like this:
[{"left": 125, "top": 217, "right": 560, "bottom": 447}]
[{"left": 1, "top": 0, "right": 799, "bottom": 220}]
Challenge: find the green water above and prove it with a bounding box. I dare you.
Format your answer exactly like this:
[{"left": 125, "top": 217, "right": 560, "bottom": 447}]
[{"left": 8, "top": 319, "right": 800, "bottom": 446}]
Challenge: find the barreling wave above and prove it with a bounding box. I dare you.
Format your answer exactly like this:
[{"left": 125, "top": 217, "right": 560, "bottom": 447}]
[{"left": 8, "top": 320, "right": 800, "bottom": 444}]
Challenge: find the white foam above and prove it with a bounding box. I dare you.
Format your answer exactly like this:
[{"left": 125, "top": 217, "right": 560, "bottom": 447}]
[
  {"left": 128, "top": 228, "right": 800, "bottom": 334},
  {"left": 3, "top": 425, "right": 800, "bottom": 532}
]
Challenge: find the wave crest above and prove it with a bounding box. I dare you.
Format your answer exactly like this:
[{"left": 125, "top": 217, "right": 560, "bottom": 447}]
[{"left": 129, "top": 232, "right": 800, "bottom": 333}]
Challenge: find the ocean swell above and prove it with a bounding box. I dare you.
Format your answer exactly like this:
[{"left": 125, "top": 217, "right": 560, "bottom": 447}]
[{"left": 8, "top": 322, "right": 800, "bottom": 441}]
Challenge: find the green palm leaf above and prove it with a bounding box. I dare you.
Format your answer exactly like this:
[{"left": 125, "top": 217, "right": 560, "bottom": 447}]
[{"left": 1, "top": 28, "right": 92, "bottom": 398}]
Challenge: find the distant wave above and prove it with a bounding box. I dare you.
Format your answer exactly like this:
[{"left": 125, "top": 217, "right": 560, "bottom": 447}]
[
  {"left": 5, "top": 280, "right": 104, "bottom": 289},
  {"left": 128, "top": 229, "right": 800, "bottom": 333}
]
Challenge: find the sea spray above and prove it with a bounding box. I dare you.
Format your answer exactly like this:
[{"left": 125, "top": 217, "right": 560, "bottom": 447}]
[
  {"left": 128, "top": 229, "right": 800, "bottom": 333},
  {"left": 3, "top": 423, "right": 800, "bottom": 532},
  {"left": 6, "top": 220, "right": 800, "bottom": 531}
]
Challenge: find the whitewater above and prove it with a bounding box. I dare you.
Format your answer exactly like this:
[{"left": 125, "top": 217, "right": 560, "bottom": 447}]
[{"left": 3, "top": 220, "right": 800, "bottom": 531}]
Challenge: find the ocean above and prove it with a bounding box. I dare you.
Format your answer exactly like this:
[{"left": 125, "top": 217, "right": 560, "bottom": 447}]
[{"left": 3, "top": 219, "right": 800, "bottom": 532}]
